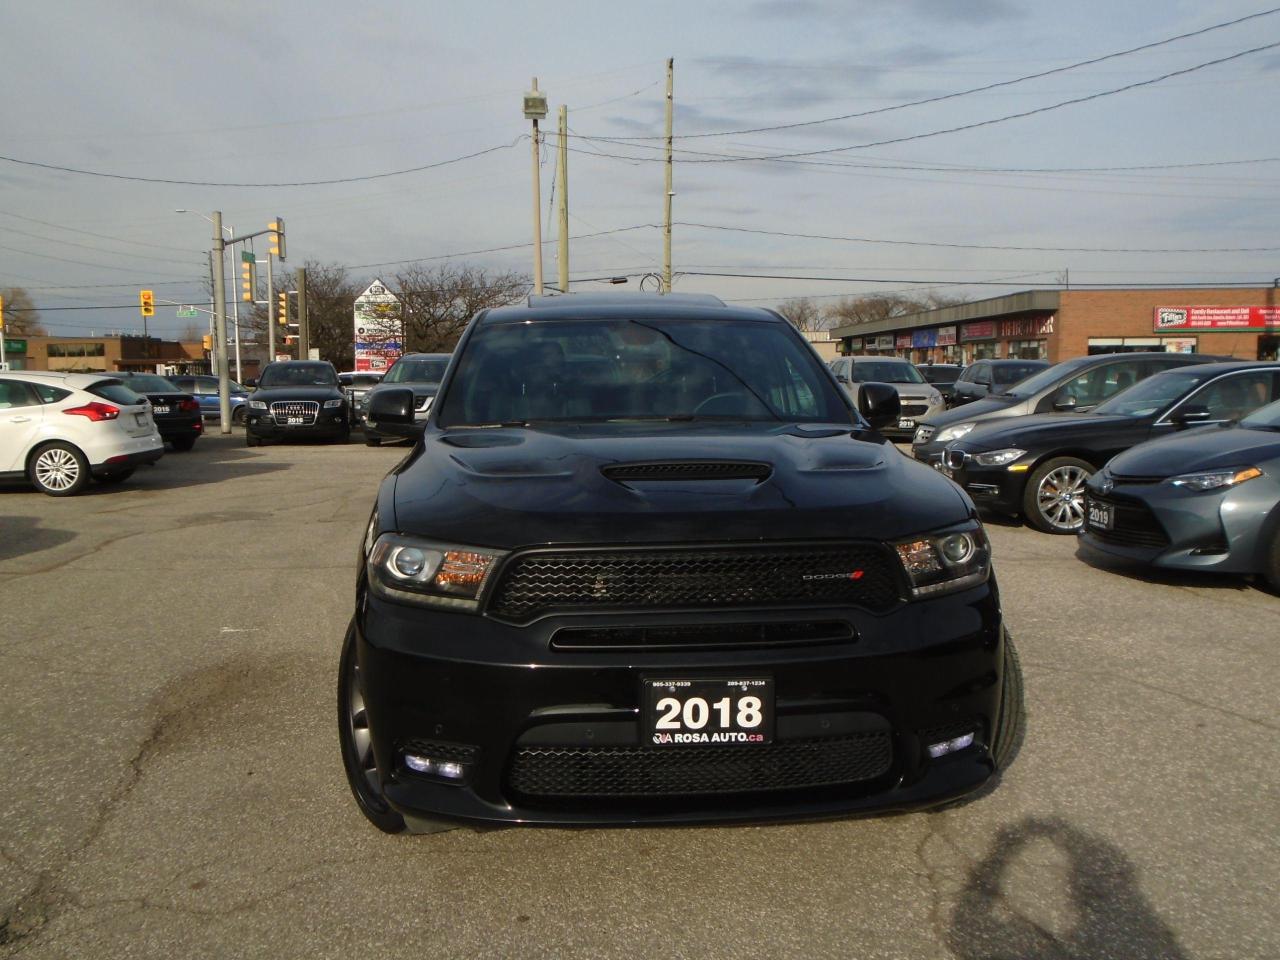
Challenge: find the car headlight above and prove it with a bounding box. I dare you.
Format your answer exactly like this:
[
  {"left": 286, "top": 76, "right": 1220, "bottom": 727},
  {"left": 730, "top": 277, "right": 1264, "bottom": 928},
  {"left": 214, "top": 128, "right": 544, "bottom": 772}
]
[
  {"left": 894, "top": 522, "right": 990, "bottom": 599},
  {"left": 1169, "top": 466, "right": 1262, "bottom": 491},
  {"left": 324, "top": 398, "right": 344, "bottom": 408},
  {"left": 926, "top": 390, "right": 943, "bottom": 406},
  {"left": 366, "top": 533, "right": 506, "bottom": 611},
  {"left": 249, "top": 399, "right": 267, "bottom": 410},
  {"left": 935, "top": 422, "right": 975, "bottom": 444},
  {"left": 972, "top": 448, "right": 1026, "bottom": 467}
]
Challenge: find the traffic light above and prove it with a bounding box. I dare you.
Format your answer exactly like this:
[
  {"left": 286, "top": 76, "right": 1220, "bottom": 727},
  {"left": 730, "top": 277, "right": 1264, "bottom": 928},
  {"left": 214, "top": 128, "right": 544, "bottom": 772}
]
[
  {"left": 240, "top": 252, "right": 256, "bottom": 302},
  {"left": 277, "top": 291, "right": 289, "bottom": 326},
  {"left": 268, "top": 218, "right": 286, "bottom": 260},
  {"left": 201, "top": 334, "right": 212, "bottom": 351},
  {"left": 139, "top": 289, "right": 155, "bottom": 318}
]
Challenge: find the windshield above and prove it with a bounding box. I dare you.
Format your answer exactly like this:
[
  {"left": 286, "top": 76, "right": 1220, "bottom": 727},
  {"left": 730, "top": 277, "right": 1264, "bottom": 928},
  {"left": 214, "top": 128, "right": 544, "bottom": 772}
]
[
  {"left": 1002, "top": 360, "right": 1074, "bottom": 398},
  {"left": 121, "top": 374, "right": 180, "bottom": 392},
  {"left": 259, "top": 363, "right": 338, "bottom": 387},
  {"left": 993, "top": 362, "right": 1046, "bottom": 386},
  {"left": 1241, "top": 398, "right": 1280, "bottom": 430},
  {"left": 850, "top": 361, "right": 925, "bottom": 384},
  {"left": 437, "top": 318, "right": 851, "bottom": 426},
  {"left": 385, "top": 359, "right": 449, "bottom": 384},
  {"left": 919, "top": 366, "right": 960, "bottom": 384},
  {"left": 1092, "top": 370, "right": 1209, "bottom": 418}
]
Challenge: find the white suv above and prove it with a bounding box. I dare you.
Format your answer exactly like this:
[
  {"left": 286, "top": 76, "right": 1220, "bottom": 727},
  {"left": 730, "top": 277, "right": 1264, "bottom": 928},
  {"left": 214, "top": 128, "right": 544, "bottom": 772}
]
[{"left": 0, "top": 371, "right": 163, "bottom": 496}]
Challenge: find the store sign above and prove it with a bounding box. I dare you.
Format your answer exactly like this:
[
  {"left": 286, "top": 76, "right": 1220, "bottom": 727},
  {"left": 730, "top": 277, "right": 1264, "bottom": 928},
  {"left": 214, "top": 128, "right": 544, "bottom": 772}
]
[
  {"left": 1162, "top": 337, "right": 1198, "bottom": 354},
  {"left": 936, "top": 326, "right": 957, "bottom": 346},
  {"left": 912, "top": 329, "right": 937, "bottom": 348},
  {"left": 895, "top": 333, "right": 914, "bottom": 349},
  {"left": 1154, "top": 305, "right": 1280, "bottom": 332},
  {"left": 3, "top": 338, "right": 26, "bottom": 354},
  {"left": 961, "top": 320, "right": 996, "bottom": 341},
  {"left": 354, "top": 279, "right": 403, "bottom": 372},
  {"left": 876, "top": 335, "right": 894, "bottom": 349},
  {"left": 999, "top": 315, "right": 1055, "bottom": 338},
  {"left": 847, "top": 337, "right": 863, "bottom": 350}
]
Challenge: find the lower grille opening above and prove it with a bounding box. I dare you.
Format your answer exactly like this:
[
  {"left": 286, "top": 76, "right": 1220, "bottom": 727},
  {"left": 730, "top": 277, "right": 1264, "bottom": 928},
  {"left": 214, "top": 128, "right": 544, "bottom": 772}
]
[
  {"left": 550, "top": 620, "right": 854, "bottom": 652},
  {"left": 507, "top": 732, "right": 892, "bottom": 800},
  {"left": 1086, "top": 495, "right": 1171, "bottom": 549}
]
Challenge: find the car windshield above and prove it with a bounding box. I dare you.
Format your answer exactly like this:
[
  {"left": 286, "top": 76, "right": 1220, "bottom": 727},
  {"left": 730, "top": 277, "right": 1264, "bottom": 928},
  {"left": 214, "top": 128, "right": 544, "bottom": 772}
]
[
  {"left": 437, "top": 318, "right": 851, "bottom": 426},
  {"left": 121, "top": 374, "right": 180, "bottom": 392},
  {"left": 850, "top": 361, "right": 925, "bottom": 384},
  {"left": 919, "top": 366, "right": 960, "bottom": 383},
  {"left": 345, "top": 375, "right": 383, "bottom": 388},
  {"left": 1001, "top": 360, "right": 1075, "bottom": 398},
  {"left": 1240, "top": 398, "right": 1280, "bottom": 430},
  {"left": 385, "top": 359, "right": 449, "bottom": 384},
  {"left": 1092, "top": 370, "right": 1209, "bottom": 418},
  {"left": 259, "top": 363, "right": 338, "bottom": 387},
  {"left": 993, "top": 363, "right": 1046, "bottom": 386}
]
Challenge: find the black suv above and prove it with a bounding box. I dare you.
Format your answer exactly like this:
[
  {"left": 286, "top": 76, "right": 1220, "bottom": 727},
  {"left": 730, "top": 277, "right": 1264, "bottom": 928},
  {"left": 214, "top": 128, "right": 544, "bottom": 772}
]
[
  {"left": 340, "top": 293, "right": 1022, "bottom": 833},
  {"left": 244, "top": 360, "right": 350, "bottom": 446},
  {"left": 361, "top": 352, "right": 451, "bottom": 446}
]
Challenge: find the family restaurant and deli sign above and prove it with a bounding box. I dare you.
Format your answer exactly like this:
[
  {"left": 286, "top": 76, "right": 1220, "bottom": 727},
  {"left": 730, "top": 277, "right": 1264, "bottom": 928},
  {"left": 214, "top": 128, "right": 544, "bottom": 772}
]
[{"left": 1154, "top": 306, "right": 1280, "bottom": 332}]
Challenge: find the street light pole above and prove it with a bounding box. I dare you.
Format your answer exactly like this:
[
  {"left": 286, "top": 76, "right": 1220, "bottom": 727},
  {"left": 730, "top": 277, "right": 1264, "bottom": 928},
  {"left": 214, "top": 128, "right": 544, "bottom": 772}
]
[
  {"left": 663, "top": 57, "right": 674, "bottom": 294},
  {"left": 211, "top": 211, "right": 231, "bottom": 433},
  {"left": 531, "top": 77, "right": 544, "bottom": 296}
]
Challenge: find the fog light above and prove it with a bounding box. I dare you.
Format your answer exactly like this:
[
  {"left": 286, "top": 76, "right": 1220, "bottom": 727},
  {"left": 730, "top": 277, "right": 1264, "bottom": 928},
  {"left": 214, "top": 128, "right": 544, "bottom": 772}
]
[
  {"left": 404, "top": 753, "right": 434, "bottom": 773},
  {"left": 927, "top": 731, "right": 975, "bottom": 759},
  {"left": 403, "top": 753, "right": 467, "bottom": 780},
  {"left": 436, "top": 761, "right": 465, "bottom": 780}
]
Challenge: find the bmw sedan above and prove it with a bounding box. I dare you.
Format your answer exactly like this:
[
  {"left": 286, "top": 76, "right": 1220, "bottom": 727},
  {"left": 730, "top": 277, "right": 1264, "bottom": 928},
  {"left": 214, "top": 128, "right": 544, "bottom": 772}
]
[{"left": 1080, "top": 398, "right": 1280, "bottom": 591}]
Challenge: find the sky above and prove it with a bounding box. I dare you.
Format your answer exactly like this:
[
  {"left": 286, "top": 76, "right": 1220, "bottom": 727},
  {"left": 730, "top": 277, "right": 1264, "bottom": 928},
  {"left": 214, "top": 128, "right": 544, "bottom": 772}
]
[{"left": 1, "top": 0, "right": 1278, "bottom": 340}]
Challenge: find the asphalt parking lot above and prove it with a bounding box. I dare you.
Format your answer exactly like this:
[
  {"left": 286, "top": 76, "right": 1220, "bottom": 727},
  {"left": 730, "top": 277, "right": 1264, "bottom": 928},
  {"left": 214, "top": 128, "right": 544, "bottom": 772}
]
[{"left": 1, "top": 433, "right": 1276, "bottom": 959}]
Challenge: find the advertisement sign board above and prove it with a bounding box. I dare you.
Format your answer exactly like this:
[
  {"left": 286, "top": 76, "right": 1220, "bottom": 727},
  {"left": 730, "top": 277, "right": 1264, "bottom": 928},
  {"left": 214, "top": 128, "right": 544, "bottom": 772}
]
[
  {"left": 895, "top": 333, "right": 913, "bottom": 349},
  {"left": 354, "top": 280, "right": 403, "bottom": 372},
  {"left": 1154, "top": 306, "right": 1280, "bottom": 332},
  {"left": 912, "top": 329, "right": 937, "bottom": 348},
  {"left": 961, "top": 321, "right": 996, "bottom": 341},
  {"left": 876, "top": 335, "right": 894, "bottom": 350},
  {"left": 936, "top": 326, "right": 957, "bottom": 346}
]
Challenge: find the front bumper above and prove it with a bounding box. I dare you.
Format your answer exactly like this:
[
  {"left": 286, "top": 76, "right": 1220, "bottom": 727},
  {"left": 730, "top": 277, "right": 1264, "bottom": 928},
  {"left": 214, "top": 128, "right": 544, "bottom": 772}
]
[
  {"left": 1078, "top": 478, "right": 1275, "bottom": 575},
  {"left": 246, "top": 410, "right": 349, "bottom": 439},
  {"left": 355, "top": 582, "right": 1010, "bottom": 826},
  {"left": 945, "top": 461, "right": 1026, "bottom": 515}
]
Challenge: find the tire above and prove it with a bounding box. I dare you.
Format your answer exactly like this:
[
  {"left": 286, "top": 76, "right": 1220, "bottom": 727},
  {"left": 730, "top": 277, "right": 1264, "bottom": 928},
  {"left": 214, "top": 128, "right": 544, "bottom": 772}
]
[
  {"left": 1263, "top": 528, "right": 1280, "bottom": 594},
  {"left": 992, "top": 631, "right": 1026, "bottom": 772},
  {"left": 365, "top": 436, "right": 381, "bottom": 447},
  {"left": 338, "top": 619, "right": 407, "bottom": 834},
  {"left": 1022, "top": 456, "right": 1093, "bottom": 534},
  {"left": 96, "top": 468, "right": 135, "bottom": 485},
  {"left": 28, "top": 442, "right": 90, "bottom": 497},
  {"left": 231, "top": 406, "right": 247, "bottom": 426},
  {"left": 246, "top": 433, "right": 261, "bottom": 448},
  {"left": 170, "top": 436, "right": 196, "bottom": 453}
]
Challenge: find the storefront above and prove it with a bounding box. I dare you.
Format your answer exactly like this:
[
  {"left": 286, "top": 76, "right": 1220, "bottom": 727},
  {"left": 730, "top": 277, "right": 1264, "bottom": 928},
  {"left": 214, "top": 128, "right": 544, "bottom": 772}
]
[
  {"left": 1, "top": 338, "right": 27, "bottom": 370},
  {"left": 960, "top": 321, "right": 998, "bottom": 363}
]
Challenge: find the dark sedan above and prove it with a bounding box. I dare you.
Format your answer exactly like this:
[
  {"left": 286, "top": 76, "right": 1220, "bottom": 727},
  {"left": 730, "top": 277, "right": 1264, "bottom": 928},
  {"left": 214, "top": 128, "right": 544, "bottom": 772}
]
[
  {"left": 940, "top": 362, "right": 1279, "bottom": 532},
  {"left": 916, "top": 364, "right": 963, "bottom": 406},
  {"left": 110, "top": 372, "right": 203, "bottom": 451},
  {"left": 1080, "top": 398, "right": 1280, "bottom": 590},
  {"left": 244, "top": 361, "right": 350, "bottom": 446},
  {"left": 950, "top": 359, "right": 1049, "bottom": 406},
  {"left": 362, "top": 353, "right": 450, "bottom": 446}
]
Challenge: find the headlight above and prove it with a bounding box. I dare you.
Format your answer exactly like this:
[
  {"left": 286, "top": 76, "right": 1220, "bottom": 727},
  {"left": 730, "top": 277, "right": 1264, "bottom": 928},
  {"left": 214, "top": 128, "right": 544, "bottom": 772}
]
[
  {"left": 249, "top": 399, "right": 267, "bottom": 410},
  {"left": 972, "top": 448, "right": 1026, "bottom": 467},
  {"left": 1169, "top": 466, "right": 1262, "bottom": 491},
  {"left": 926, "top": 390, "right": 943, "bottom": 406},
  {"left": 894, "top": 522, "right": 990, "bottom": 599},
  {"left": 935, "top": 422, "right": 975, "bottom": 444},
  {"left": 366, "top": 533, "right": 506, "bottom": 611},
  {"left": 324, "top": 398, "right": 344, "bottom": 408}
]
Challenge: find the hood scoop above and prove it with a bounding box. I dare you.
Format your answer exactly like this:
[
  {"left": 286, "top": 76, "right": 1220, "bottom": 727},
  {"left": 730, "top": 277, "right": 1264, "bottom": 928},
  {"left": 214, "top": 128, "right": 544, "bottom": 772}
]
[{"left": 601, "top": 460, "right": 772, "bottom": 483}]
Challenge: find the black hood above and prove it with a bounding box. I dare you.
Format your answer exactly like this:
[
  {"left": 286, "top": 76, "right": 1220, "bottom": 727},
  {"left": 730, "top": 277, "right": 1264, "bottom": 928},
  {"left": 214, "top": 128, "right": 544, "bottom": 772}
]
[
  {"left": 921, "top": 394, "right": 1020, "bottom": 428},
  {"left": 389, "top": 422, "right": 973, "bottom": 549},
  {"left": 1107, "top": 424, "right": 1280, "bottom": 479},
  {"left": 251, "top": 384, "right": 344, "bottom": 402},
  {"left": 956, "top": 411, "right": 1130, "bottom": 449}
]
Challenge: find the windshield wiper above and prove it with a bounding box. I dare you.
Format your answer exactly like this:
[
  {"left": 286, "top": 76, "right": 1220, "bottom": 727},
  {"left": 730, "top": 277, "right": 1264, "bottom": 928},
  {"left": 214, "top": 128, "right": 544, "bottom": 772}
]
[{"left": 448, "top": 420, "right": 530, "bottom": 429}]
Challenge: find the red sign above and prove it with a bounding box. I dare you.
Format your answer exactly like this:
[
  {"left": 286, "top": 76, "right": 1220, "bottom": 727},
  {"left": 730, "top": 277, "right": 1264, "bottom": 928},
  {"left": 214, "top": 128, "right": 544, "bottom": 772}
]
[
  {"left": 961, "top": 321, "right": 996, "bottom": 341},
  {"left": 1154, "top": 306, "right": 1280, "bottom": 332},
  {"left": 936, "top": 325, "right": 957, "bottom": 346},
  {"left": 895, "top": 333, "right": 914, "bottom": 349},
  {"left": 999, "top": 315, "right": 1055, "bottom": 338}
]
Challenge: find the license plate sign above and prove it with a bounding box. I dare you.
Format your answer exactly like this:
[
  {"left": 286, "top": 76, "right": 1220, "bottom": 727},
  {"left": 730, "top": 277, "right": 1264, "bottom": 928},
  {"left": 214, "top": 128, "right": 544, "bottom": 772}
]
[
  {"left": 898, "top": 418, "right": 916, "bottom": 430},
  {"left": 1087, "top": 499, "right": 1114, "bottom": 531},
  {"left": 152, "top": 405, "right": 169, "bottom": 415},
  {"left": 286, "top": 416, "right": 304, "bottom": 425},
  {"left": 644, "top": 678, "right": 773, "bottom": 746},
  {"left": 134, "top": 413, "right": 147, "bottom": 426}
]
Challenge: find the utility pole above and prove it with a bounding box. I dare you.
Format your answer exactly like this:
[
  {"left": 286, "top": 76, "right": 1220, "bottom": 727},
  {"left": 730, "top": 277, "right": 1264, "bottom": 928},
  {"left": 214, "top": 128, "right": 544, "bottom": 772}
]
[
  {"left": 265, "top": 252, "right": 276, "bottom": 361},
  {"left": 557, "top": 104, "right": 569, "bottom": 294},
  {"left": 525, "top": 78, "right": 548, "bottom": 296},
  {"left": 663, "top": 57, "right": 674, "bottom": 294},
  {"left": 229, "top": 227, "right": 242, "bottom": 383},
  {"left": 296, "top": 267, "right": 309, "bottom": 359},
  {"left": 211, "top": 211, "right": 232, "bottom": 433}
]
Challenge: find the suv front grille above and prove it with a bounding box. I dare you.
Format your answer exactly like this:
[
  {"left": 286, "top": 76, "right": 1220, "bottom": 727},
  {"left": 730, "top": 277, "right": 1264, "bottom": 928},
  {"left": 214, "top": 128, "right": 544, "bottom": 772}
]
[
  {"left": 900, "top": 403, "right": 929, "bottom": 418},
  {"left": 270, "top": 400, "right": 319, "bottom": 425},
  {"left": 550, "top": 620, "right": 854, "bottom": 651},
  {"left": 1086, "top": 494, "right": 1171, "bottom": 548},
  {"left": 507, "top": 733, "right": 892, "bottom": 799},
  {"left": 486, "top": 544, "right": 903, "bottom": 621}
]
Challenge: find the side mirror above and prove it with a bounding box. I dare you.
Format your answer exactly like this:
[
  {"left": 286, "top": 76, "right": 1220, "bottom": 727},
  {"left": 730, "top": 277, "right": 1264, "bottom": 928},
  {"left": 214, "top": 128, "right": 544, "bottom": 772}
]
[
  {"left": 857, "top": 382, "right": 901, "bottom": 432},
  {"left": 1170, "top": 404, "right": 1212, "bottom": 428},
  {"left": 244, "top": 379, "right": 258, "bottom": 389},
  {"left": 366, "top": 388, "right": 418, "bottom": 436},
  {"left": 1053, "top": 391, "right": 1077, "bottom": 412},
  {"left": 837, "top": 375, "right": 852, "bottom": 385}
]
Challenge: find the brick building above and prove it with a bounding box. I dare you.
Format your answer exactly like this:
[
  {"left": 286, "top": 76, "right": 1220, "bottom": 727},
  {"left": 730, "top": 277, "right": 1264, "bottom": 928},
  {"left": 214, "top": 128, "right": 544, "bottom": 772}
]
[
  {"left": 1, "top": 334, "right": 212, "bottom": 374},
  {"left": 831, "top": 286, "right": 1280, "bottom": 365}
]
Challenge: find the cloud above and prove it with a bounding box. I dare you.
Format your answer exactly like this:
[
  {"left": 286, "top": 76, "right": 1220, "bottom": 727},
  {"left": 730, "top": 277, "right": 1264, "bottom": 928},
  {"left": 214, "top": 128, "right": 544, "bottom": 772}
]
[{"left": 746, "top": 0, "right": 830, "bottom": 18}]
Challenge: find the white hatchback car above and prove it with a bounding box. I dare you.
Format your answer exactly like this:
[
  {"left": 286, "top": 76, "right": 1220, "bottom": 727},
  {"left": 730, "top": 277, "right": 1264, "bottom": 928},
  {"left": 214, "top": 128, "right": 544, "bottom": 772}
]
[{"left": 0, "top": 371, "right": 163, "bottom": 496}]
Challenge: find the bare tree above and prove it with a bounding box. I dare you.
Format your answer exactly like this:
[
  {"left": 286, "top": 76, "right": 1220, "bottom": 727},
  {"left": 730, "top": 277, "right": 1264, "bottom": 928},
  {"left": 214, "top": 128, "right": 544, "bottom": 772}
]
[
  {"left": 825, "top": 292, "right": 965, "bottom": 328},
  {"left": 178, "top": 321, "right": 203, "bottom": 341},
  {"left": 775, "top": 297, "right": 828, "bottom": 332},
  {"left": 392, "top": 264, "right": 526, "bottom": 353},
  {"left": 298, "top": 261, "right": 362, "bottom": 369},
  {"left": 1, "top": 287, "right": 45, "bottom": 335}
]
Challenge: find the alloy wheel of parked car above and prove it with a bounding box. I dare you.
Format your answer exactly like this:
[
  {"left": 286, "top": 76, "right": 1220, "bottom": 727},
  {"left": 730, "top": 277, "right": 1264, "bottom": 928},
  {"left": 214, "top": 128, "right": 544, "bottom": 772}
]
[
  {"left": 338, "top": 619, "right": 407, "bottom": 834},
  {"left": 29, "top": 442, "right": 90, "bottom": 497},
  {"left": 1024, "top": 457, "right": 1093, "bottom": 533}
]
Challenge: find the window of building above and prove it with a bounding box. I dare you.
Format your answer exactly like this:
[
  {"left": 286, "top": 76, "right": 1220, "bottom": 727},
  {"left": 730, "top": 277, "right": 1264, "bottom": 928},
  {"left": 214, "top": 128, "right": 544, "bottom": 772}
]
[
  {"left": 46, "top": 342, "right": 106, "bottom": 358},
  {"left": 1007, "top": 339, "right": 1047, "bottom": 360}
]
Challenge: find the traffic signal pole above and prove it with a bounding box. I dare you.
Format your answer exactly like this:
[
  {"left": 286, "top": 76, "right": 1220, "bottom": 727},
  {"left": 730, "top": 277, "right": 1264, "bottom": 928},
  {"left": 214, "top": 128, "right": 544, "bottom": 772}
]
[
  {"left": 265, "top": 252, "right": 275, "bottom": 361},
  {"left": 211, "top": 211, "right": 232, "bottom": 432}
]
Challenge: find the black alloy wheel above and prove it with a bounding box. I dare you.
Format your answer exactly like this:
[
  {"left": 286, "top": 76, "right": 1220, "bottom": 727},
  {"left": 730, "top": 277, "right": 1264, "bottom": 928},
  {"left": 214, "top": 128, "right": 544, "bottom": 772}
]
[
  {"left": 338, "top": 619, "right": 406, "bottom": 834},
  {"left": 1023, "top": 456, "right": 1093, "bottom": 534}
]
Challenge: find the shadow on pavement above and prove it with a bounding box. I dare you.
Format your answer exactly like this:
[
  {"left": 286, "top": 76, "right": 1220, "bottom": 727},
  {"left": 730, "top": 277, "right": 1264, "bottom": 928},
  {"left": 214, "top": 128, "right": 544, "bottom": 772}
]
[
  {"left": 948, "top": 816, "right": 1187, "bottom": 960},
  {"left": 1074, "top": 542, "right": 1254, "bottom": 593},
  {"left": 0, "top": 516, "right": 77, "bottom": 561}
]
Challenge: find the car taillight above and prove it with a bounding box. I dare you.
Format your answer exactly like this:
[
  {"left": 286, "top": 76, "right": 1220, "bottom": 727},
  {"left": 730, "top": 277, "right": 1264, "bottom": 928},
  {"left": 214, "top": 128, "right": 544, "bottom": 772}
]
[
  {"left": 179, "top": 399, "right": 200, "bottom": 412},
  {"left": 64, "top": 402, "right": 120, "bottom": 421}
]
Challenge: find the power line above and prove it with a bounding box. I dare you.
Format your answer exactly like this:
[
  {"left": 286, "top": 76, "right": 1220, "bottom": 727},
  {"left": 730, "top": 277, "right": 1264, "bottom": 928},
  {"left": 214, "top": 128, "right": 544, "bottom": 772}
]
[
  {"left": 0, "top": 140, "right": 523, "bottom": 188},
  {"left": 579, "top": 7, "right": 1280, "bottom": 140},
  {"left": 0, "top": 241, "right": 199, "bottom": 275},
  {"left": 0, "top": 224, "right": 203, "bottom": 267},
  {"left": 679, "top": 270, "right": 1271, "bottom": 288},
  {"left": 569, "top": 41, "right": 1280, "bottom": 163},
  {"left": 674, "top": 221, "right": 1280, "bottom": 254},
  {"left": 0, "top": 210, "right": 204, "bottom": 254}
]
